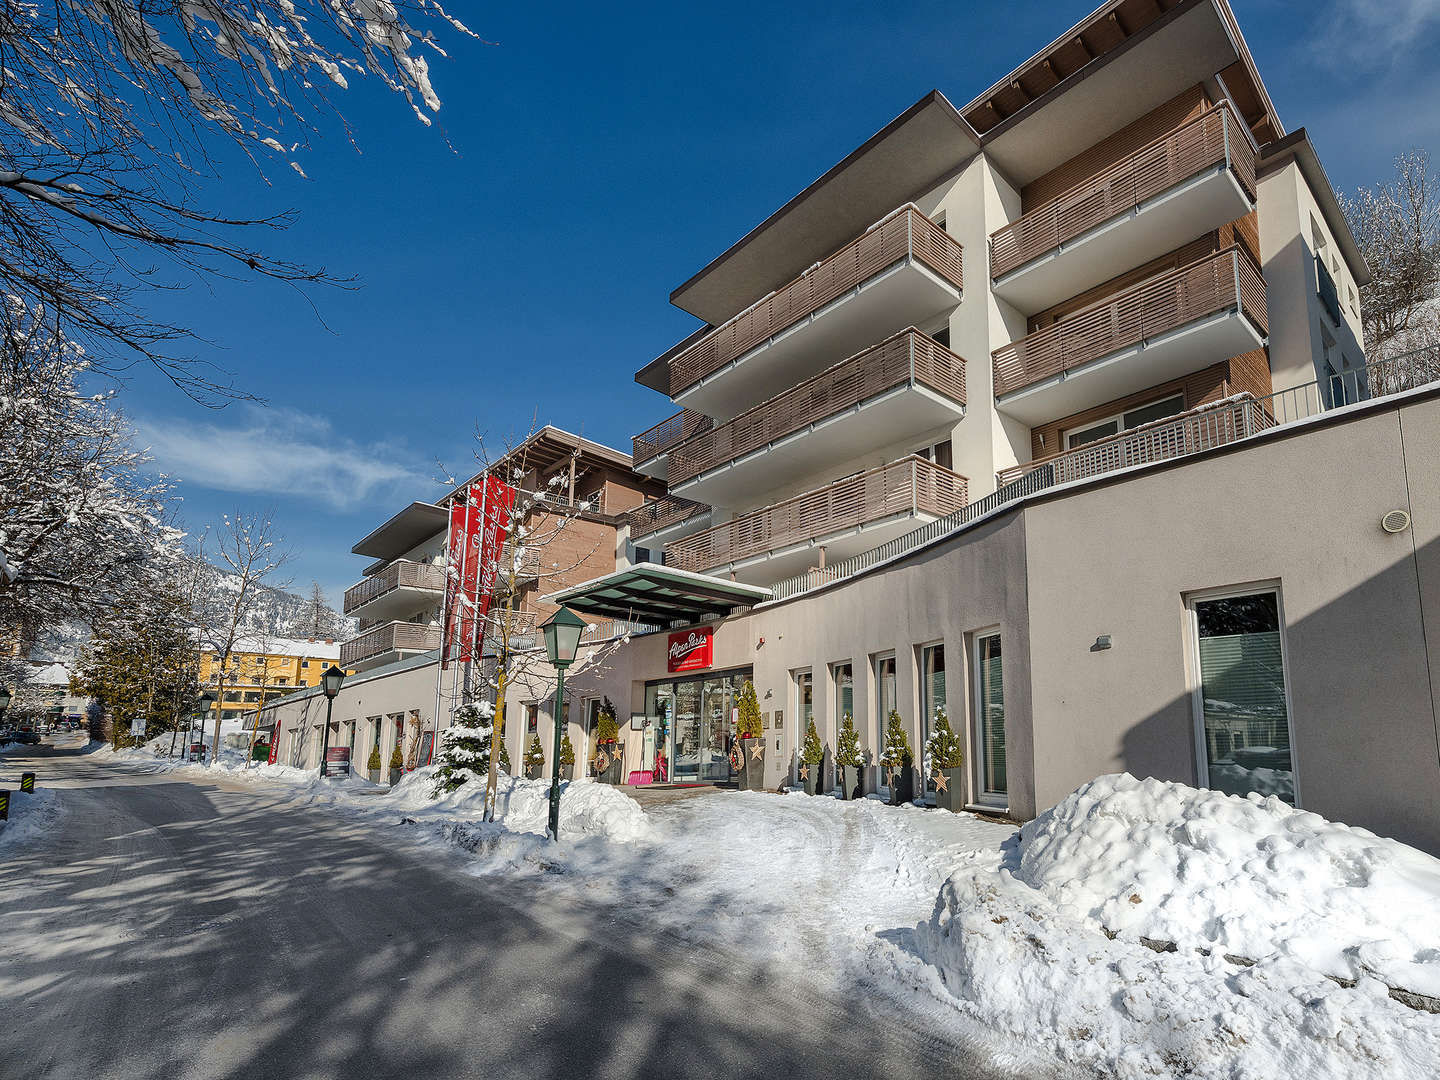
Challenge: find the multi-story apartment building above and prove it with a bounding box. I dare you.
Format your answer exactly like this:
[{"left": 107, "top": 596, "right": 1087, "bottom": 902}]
[
  {"left": 628, "top": 0, "right": 1365, "bottom": 587},
  {"left": 262, "top": 427, "right": 662, "bottom": 772},
  {"left": 340, "top": 426, "right": 662, "bottom": 673},
  {"left": 200, "top": 638, "right": 347, "bottom": 721}
]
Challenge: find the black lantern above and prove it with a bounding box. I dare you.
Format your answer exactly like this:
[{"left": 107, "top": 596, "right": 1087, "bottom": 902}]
[
  {"left": 541, "top": 605, "right": 586, "bottom": 670},
  {"left": 321, "top": 665, "right": 346, "bottom": 698}
]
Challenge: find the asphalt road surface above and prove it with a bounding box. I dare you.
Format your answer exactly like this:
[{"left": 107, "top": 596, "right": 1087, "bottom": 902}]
[{"left": 0, "top": 741, "right": 1074, "bottom": 1080}]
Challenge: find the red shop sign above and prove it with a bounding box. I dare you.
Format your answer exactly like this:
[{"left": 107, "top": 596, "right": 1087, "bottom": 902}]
[{"left": 668, "top": 627, "right": 714, "bottom": 673}]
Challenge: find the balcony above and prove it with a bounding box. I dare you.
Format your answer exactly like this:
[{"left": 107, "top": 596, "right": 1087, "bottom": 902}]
[
  {"left": 669, "top": 205, "right": 963, "bottom": 419},
  {"left": 665, "top": 456, "right": 967, "bottom": 585},
  {"left": 989, "top": 102, "right": 1257, "bottom": 315},
  {"left": 342, "top": 559, "right": 444, "bottom": 622},
  {"left": 992, "top": 247, "right": 1267, "bottom": 426},
  {"left": 493, "top": 543, "right": 541, "bottom": 592},
  {"left": 632, "top": 409, "right": 714, "bottom": 479},
  {"left": 629, "top": 493, "right": 712, "bottom": 544},
  {"left": 340, "top": 621, "right": 441, "bottom": 672},
  {"left": 667, "top": 328, "right": 966, "bottom": 508}
]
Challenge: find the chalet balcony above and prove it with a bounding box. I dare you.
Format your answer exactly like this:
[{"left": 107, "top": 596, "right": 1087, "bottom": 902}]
[
  {"left": 669, "top": 205, "right": 963, "bottom": 420},
  {"left": 989, "top": 102, "right": 1257, "bottom": 315},
  {"left": 340, "top": 621, "right": 441, "bottom": 672},
  {"left": 667, "top": 328, "right": 966, "bottom": 508},
  {"left": 991, "top": 247, "right": 1267, "bottom": 426},
  {"left": 631, "top": 409, "right": 714, "bottom": 479},
  {"left": 493, "top": 543, "right": 541, "bottom": 592},
  {"left": 665, "top": 455, "right": 968, "bottom": 585},
  {"left": 342, "top": 559, "right": 444, "bottom": 622},
  {"left": 628, "top": 493, "right": 712, "bottom": 544}
]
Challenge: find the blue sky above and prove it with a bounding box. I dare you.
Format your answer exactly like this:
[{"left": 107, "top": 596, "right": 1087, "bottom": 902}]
[{"left": 126, "top": 0, "right": 1440, "bottom": 606}]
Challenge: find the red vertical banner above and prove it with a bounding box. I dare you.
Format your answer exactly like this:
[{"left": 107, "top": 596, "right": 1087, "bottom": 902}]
[
  {"left": 468, "top": 476, "right": 517, "bottom": 662},
  {"left": 441, "top": 485, "right": 483, "bottom": 670},
  {"left": 456, "top": 483, "right": 487, "bottom": 664}
]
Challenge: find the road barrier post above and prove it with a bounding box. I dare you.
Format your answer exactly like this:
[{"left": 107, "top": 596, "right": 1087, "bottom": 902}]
[
  {"left": 19, "top": 772, "right": 35, "bottom": 794},
  {"left": 0, "top": 791, "right": 8, "bottom": 820}
]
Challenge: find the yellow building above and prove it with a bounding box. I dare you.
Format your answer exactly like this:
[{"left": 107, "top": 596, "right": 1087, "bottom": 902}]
[{"left": 198, "top": 637, "right": 353, "bottom": 723}]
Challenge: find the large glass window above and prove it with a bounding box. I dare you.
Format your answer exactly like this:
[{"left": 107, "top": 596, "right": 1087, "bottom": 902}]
[
  {"left": 920, "top": 644, "right": 946, "bottom": 782},
  {"left": 974, "top": 632, "right": 1005, "bottom": 801},
  {"left": 795, "top": 670, "right": 813, "bottom": 737},
  {"left": 874, "top": 653, "right": 896, "bottom": 751},
  {"left": 832, "top": 662, "right": 854, "bottom": 735},
  {"left": 1191, "top": 590, "right": 1295, "bottom": 804}
]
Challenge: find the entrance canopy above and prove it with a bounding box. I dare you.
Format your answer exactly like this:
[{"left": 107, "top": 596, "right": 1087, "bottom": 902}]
[{"left": 541, "top": 563, "right": 771, "bottom": 626}]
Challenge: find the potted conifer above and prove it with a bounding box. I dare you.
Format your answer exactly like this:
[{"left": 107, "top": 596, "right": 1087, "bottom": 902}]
[
  {"left": 388, "top": 745, "right": 404, "bottom": 785},
  {"left": 735, "top": 679, "right": 764, "bottom": 790},
  {"left": 924, "top": 707, "right": 965, "bottom": 811},
  {"left": 800, "top": 719, "right": 824, "bottom": 795},
  {"left": 595, "top": 698, "right": 623, "bottom": 784},
  {"left": 835, "top": 714, "right": 863, "bottom": 800},
  {"left": 879, "top": 709, "right": 915, "bottom": 805},
  {"left": 524, "top": 734, "right": 545, "bottom": 780},
  {"left": 367, "top": 743, "right": 382, "bottom": 783},
  {"left": 559, "top": 732, "right": 576, "bottom": 780}
]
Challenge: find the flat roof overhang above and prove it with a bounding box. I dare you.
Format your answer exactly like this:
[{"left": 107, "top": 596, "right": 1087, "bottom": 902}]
[
  {"left": 1258, "top": 129, "right": 1372, "bottom": 287},
  {"left": 979, "top": 1, "right": 1243, "bottom": 189},
  {"left": 668, "top": 92, "right": 979, "bottom": 326},
  {"left": 351, "top": 502, "right": 448, "bottom": 561},
  {"left": 541, "top": 564, "right": 771, "bottom": 626}
]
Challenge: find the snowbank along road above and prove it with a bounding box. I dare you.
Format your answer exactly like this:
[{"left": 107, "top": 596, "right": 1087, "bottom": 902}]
[{"left": 0, "top": 740, "right": 1067, "bottom": 1080}]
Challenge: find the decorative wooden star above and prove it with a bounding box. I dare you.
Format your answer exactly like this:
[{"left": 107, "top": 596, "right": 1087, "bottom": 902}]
[
  {"left": 799, "top": 763, "right": 810, "bottom": 780},
  {"left": 596, "top": 750, "right": 609, "bottom": 770},
  {"left": 932, "top": 770, "right": 949, "bottom": 793},
  {"left": 885, "top": 768, "right": 896, "bottom": 786},
  {"left": 750, "top": 741, "right": 764, "bottom": 761}
]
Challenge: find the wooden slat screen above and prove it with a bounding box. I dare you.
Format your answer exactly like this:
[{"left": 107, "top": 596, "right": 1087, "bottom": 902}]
[
  {"left": 632, "top": 409, "right": 714, "bottom": 465},
  {"left": 990, "top": 102, "right": 1257, "bottom": 281},
  {"left": 342, "top": 559, "right": 445, "bottom": 615},
  {"left": 991, "top": 247, "right": 1266, "bottom": 398},
  {"left": 628, "top": 494, "right": 710, "bottom": 540},
  {"left": 340, "top": 621, "right": 442, "bottom": 667},
  {"left": 668, "top": 207, "right": 962, "bottom": 397},
  {"left": 667, "top": 329, "right": 966, "bottom": 487},
  {"left": 665, "top": 456, "right": 968, "bottom": 574}
]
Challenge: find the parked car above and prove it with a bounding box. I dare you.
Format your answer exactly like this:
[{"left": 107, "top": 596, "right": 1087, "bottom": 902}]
[{"left": 12, "top": 729, "right": 42, "bottom": 745}]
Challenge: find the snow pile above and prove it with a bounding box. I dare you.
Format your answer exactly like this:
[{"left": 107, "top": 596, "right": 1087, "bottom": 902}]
[
  {"left": 404, "top": 771, "right": 653, "bottom": 843},
  {"left": 1015, "top": 773, "right": 1440, "bottom": 995},
  {"left": 0, "top": 786, "right": 60, "bottom": 848},
  {"left": 915, "top": 774, "right": 1440, "bottom": 1078}
]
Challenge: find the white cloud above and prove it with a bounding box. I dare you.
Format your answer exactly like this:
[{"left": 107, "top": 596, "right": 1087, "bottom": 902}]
[
  {"left": 1314, "top": 0, "right": 1440, "bottom": 71},
  {"left": 137, "top": 405, "right": 438, "bottom": 510}
]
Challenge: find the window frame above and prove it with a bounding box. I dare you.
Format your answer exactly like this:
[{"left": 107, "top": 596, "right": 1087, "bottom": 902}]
[
  {"left": 970, "top": 627, "right": 1007, "bottom": 809},
  {"left": 871, "top": 651, "right": 897, "bottom": 754},
  {"left": 1063, "top": 393, "right": 1186, "bottom": 450},
  {"left": 1184, "top": 582, "right": 1301, "bottom": 808}
]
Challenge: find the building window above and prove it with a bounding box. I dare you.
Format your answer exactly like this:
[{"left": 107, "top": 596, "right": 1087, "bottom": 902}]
[
  {"left": 526, "top": 703, "right": 539, "bottom": 734},
  {"left": 919, "top": 643, "right": 946, "bottom": 779},
  {"left": 1065, "top": 394, "right": 1185, "bottom": 449},
  {"left": 973, "top": 631, "right": 1006, "bottom": 803},
  {"left": 1188, "top": 588, "right": 1295, "bottom": 805},
  {"left": 794, "top": 669, "right": 813, "bottom": 741},
  {"left": 831, "top": 661, "right": 854, "bottom": 739},
  {"left": 873, "top": 653, "right": 896, "bottom": 752}
]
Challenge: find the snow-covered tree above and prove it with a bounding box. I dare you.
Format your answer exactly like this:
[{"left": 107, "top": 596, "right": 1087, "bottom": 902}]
[
  {"left": 878, "top": 710, "right": 913, "bottom": 770},
  {"left": 924, "top": 706, "right": 964, "bottom": 776},
  {"left": 736, "top": 679, "right": 762, "bottom": 739},
  {"left": 194, "top": 510, "right": 291, "bottom": 764},
  {"left": 0, "top": 300, "right": 181, "bottom": 633},
  {"left": 835, "top": 714, "right": 863, "bottom": 768},
  {"left": 432, "top": 700, "right": 508, "bottom": 794},
  {"left": 802, "top": 719, "right": 824, "bottom": 765},
  {"left": 1343, "top": 151, "right": 1440, "bottom": 358},
  {"left": 524, "top": 734, "right": 545, "bottom": 773},
  {"left": 0, "top": 0, "right": 474, "bottom": 400}
]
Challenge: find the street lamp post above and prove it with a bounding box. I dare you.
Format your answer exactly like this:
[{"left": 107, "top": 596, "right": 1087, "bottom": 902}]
[
  {"left": 540, "top": 605, "right": 585, "bottom": 842},
  {"left": 0, "top": 686, "right": 11, "bottom": 723},
  {"left": 318, "top": 665, "right": 346, "bottom": 778},
  {"left": 194, "top": 692, "right": 215, "bottom": 759}
]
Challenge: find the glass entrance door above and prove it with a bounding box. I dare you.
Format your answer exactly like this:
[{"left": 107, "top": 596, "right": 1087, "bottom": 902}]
[
  {"left": 672, "top": 679, "right": 703, "bottom": 782},
  {"left": 701, "top": 676, "right": 736, "bottom": 782}
]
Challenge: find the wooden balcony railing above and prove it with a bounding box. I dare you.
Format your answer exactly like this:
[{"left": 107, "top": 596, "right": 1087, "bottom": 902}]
[
  {"left": 629, "top": 494, "right": 711, "bottom": 540},
  {"left": 665, "top": 456, "right": 968, "bottom": 574},
  {"left": 342, "top": 559, "right": 445, "bottom": 615},
  {"left": 992, "top": 247, "right": 1267, "bottom": 398},
  {"left": 995, "top": 395, "right": 1271, "bottom": 488},
  {"left": 667, "top": 328, "right": 966, "bottom": 487},
  {"left": 633, "top": 409, "right": 714, "bottom": 465},
  {"left": 668, "top": 205, "right": 963, "bottom": 397},
  {"left": 339, "top": 621, "right": 441, "bottom": 667},
  {"left": 989, "top": 101, "right": 1258, "bottom": 280}
]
